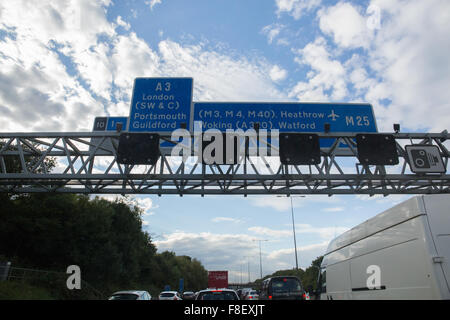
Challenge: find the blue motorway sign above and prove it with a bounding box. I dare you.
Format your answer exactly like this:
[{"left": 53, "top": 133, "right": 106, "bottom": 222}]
[
  {"left": 193, "top": 102, "right": 377, "bottom": 133},
  {"left": 128, "top": 77, "right": 193, "bottom": 132},
  {"left": 93, "top": 116, "right": 128, "bottom": 131}
]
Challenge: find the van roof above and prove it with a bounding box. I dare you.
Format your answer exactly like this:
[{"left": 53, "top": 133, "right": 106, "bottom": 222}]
[{"left": 325, "top": 195, "right": 427, "bottom": 255}]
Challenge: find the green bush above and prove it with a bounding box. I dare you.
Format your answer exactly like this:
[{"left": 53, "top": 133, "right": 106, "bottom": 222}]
[
  {"left": 0, "top": 281, "right": 54, "bottom": 300},
  {"left": 0, "top": 194, "right": 208, "bottom": 299}
]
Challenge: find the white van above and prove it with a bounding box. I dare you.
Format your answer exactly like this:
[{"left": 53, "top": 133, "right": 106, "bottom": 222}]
[{"left": 319, "top": 194, "right": 450, "bottom": 300}]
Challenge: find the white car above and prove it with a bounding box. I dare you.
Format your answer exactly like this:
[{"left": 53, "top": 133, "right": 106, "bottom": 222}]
[
  {"left": 108, "top": 290, "right": 152, "bottom": 300},
  {"left": 244, "top": 290, "right": 259, "bottom": 300},
  {"left": 159, "top": 291, "right": 183, "bottom": 300},
  {"left": 182, "top": 291, "right": 196, "bottom": 300},
  {"left": 239, "top": 288, "right": 253, "bottom": 299},
  {"left": 195, "top": 288, "right": 240, "bottom": 300}
]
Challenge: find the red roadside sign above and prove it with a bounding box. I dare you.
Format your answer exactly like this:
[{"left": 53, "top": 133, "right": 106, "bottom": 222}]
[{"left": 208, "top": 271, "right": 228, "bottom": 289}]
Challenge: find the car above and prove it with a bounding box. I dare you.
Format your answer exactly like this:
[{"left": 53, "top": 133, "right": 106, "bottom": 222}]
[
  {"left": 260, "top": 276, "right": 305, "bottom": 300},
  {"left": 195, "top": 288, "right": 240, "bottom": 300},
  {"left": 158, "top": 291, "right": 183, "bottom": 300},
  {"left": 108, "top": 290, "right": 152, "bottom": 300},
  {"left": 244, "top": 290, "right": 259, "bottom": 300},
  {"left": 182, "top": 291, "right": 195, "bottom": 300},
  {"left": 239, "top": 287, "right": 253, "bottom": 299}
]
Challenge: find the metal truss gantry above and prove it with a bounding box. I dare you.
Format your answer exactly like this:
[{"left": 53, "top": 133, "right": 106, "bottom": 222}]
[{"left": 1, "top": 131, "right": 450, "bottom": 196}]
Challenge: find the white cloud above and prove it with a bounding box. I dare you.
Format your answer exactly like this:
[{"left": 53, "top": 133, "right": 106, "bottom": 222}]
[
  {"left": 248, "top": 194, "right": 344, "bottom": 212},
  {"left": 268, "top": 241, "right": 328, "bottom": 259},
  {"left": 318, "top": 2, "right": 373, "bottom": 49},
  {"left": 157, "top": 40, "right": 287, "bottom": 102},
  {"left": 74, "top": 42, "right": 114, "bottom": 100},
  {"left": 261, "top": 23, "right": 285, "bottom": 44},
  {"left": 296, "top": 224, "right": 349, "bottom": 239},
  {"left": 283, "top": 0, "right": 450, "bottom": 132},
  {"left": 275, "top": 0, "right": 322, "bottom": 20},
  {"left": 313, "top": 0, "right": 450, "bottom": 132},
  {"left": 269, "top": 65, "right": 288, "bottom": 82},
  {"left": 0, "top": 0, "right": 112, "bottom": 132},
  {"left": 368, "top": 0, "right": 450, "bottom": 132},
  {"left": 212, "top": 217, "right": 242, "bottom": 223},
  {"left": 154, "top": 231, "right": 261, "bottom": 273},
  {"left": 267, "top": 241, "right": 329, "bottom": 269},
  {"left": 116, "top": 16, "right": 131, "bottom": 31},
  {"left": 134, "top": 197, "right": 157, "bottom": 216},
  {"left": 110, "top": 31, "right": 161, "bottom": 93},
  {"left": 276, "top": 38, "right": 290, "bottom": 46},
  {"left": 249, "top": 224, "right": 349, "bottom": 241},
  {"left": 94, "top": 195, "right": 157, "bottom": 217},
  {"left": 154, "top": 230, "right": 331, "bottom": 277},
  {"left": 248, "top": 226, "right": 292, "bottom": 238},
  {"left": 0, "top": 1, "right": 288, "bottom": 133},
  {"left": 145, "top": 0, "right": 162, "bottom": 11},
  {"left": 248, "top": 196, "right": 292, "bottom": 212},
  {"left": 322, "top": 207, "right": 345, "bottom": 212},
  {"left": 290, "top": 37, "right": 348, "bottom": 101}
]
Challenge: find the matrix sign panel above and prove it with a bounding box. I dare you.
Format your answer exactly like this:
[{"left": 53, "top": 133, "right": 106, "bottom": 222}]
[
  {"left": 128, "top": 78, "right": 193, "bottom": 133},
  {"left": 193, "top": 102, "right": 377, "bottom": 133}
]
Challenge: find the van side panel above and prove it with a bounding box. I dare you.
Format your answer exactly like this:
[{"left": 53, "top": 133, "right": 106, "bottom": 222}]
[
  {"left": 325, "top": 196, "right": 424, "bottom": 254},
  {"left": 349, "top": 217, "right": 438, "bottom": 299},
  {"left": 325, "top": 259, "right": 352, "bottom": 300},
  {"left": 321, "top": 246, "right": 352, "bottom": 299},
  {"left": 422, "top": 195, "right": 450, "bottom": 297},
  {"left": 324, "top": 216, "right": 441, "bottom": 299},
  {"left": 321, "top": 195, "right": 450, "bottom": 300}
]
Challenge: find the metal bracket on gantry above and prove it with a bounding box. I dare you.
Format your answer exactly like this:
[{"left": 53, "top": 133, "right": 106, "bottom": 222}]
[{"left": 0, "top": 131, "right": 449, "bottom": 196}]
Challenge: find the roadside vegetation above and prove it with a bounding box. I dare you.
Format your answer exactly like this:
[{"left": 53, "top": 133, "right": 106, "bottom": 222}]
[
  {"left": 0, "top": 193, "right": 208, "bottom": 299},
  {"left": 0, "top": 141, "right": 208, "bottom": 299}
]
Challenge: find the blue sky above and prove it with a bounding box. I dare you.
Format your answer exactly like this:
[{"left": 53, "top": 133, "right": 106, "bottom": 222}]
[{"left": 1, "top": 0, "right": 450, "bottom": 281}]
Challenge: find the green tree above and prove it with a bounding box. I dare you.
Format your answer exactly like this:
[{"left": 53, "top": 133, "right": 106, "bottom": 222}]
[
  {"left": 301, "top": 256, "right": 323, "bottom": 291},
  {"left": 0, "top": 141, "right": 209, "bottom": 298}
]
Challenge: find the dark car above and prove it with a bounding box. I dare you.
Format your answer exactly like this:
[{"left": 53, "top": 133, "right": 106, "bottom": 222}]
[
  {"left": 260, "top": 276, "right": 304, "bottom": 300},
  {"left": 195, "top": 289, "right": 240, "bottom": 300}
]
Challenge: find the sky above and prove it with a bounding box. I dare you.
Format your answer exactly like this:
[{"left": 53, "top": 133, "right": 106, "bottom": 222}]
[{"left": 1, "top": 0, "right": 450, "bottom": 282}]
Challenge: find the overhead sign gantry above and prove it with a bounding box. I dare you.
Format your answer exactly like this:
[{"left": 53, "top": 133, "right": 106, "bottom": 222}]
[{"left": 0, "top": 77, "right": 449, "bottom": 196}]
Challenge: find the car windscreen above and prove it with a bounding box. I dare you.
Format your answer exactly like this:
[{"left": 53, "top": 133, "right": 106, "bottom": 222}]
[
  {"left": 198, "top": 291, "right": 238, "bottom": 300},
  {"left": 271, "top": 278, "right": 302, "bottom": 294},
  {"left": 109, "top": 293, "right": 139, "bottom": 300},
  {"left": 160, "top": 292, "right": 175, "bottom": 297}
]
